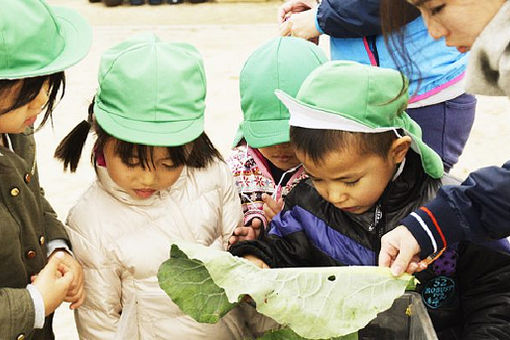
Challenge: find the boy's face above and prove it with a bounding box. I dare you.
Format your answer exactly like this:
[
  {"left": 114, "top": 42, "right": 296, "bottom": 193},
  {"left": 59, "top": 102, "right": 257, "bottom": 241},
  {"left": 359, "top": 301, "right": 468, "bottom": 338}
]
[
  {"left": 258, "top": 142, "right": 301, "bottom": 171},
  {"left": 103, "top": 139, "right": 184, "bottom": 200},
  {"left": 296, "top": 140, "right": 408, "bottom": 214}
]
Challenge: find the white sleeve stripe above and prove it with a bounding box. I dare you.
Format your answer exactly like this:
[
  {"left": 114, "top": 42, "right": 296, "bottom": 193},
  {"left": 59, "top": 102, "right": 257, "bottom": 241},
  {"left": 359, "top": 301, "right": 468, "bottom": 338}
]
[{"left": 410, "top": 212, "right": 438, "bottom": 253}]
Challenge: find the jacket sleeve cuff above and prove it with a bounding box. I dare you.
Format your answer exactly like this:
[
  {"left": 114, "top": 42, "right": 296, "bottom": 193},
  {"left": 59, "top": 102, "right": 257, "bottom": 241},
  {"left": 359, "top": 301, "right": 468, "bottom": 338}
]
[
  {"left": 244, "top": 211, "right": 268, "bottom": 229},
  {"left": 400, "top": 196, "right": 464, "bottom": 258},
  {"left": 229, "top": 241, "right": 274, "bottom": 267},
  {"left": 315, "top": 2, "right": 327, "bottom": 35},
  {"left": 26, "top": 284, "right": 45, "bottom": 329},
  {"left": 315, "top": 12, "right": 325, "bottom": 34},
  {"left": 46, "top": 239, "right": 73, "bottom": 258}
]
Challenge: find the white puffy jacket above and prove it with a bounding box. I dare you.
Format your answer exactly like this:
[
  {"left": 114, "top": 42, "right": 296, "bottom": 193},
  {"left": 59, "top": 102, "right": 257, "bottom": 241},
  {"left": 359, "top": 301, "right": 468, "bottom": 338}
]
[{"left": 65, "top": 160, "right": 251, "bottom": 340}]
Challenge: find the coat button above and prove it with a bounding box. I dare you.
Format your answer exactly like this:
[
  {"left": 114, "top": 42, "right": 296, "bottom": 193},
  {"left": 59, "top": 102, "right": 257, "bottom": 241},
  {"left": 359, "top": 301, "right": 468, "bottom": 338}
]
[
  {"left": 26, "top": 250, "right": 36, "bottom": 259},
  {"left": 10, "top": 187, "right": 20, "bottom": 197},
  {"left": 39, "top": 236, "right": 45, "bottom": 246},
  {"left": 24, "top": 173, "right": 31, "bottom": 183},
  {"left": 16, "top": 333, "right": 25, "bottom": 340}
]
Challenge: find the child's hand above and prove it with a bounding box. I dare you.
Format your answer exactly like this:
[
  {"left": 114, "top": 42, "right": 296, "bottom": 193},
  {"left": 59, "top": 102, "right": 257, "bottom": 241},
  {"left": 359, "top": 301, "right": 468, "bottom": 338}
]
[
  {"left": 228, "top": 218, "right": 263, "bottom": 246},
  {"left": 33, "top": 252, "right": 74, "bottom": 316},
  {"left": 243, "top": 255, "right": 270, "bottom": 269},
  {"left": 262, "top": 194, "right": 284, "bottom": 223},
  {"left": 49, "top": 251, "right": 85, "bottom": 310}
]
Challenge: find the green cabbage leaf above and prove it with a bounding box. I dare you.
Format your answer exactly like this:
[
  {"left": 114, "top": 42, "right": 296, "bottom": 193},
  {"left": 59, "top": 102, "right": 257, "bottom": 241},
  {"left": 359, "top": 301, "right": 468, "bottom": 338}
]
[{"left": 158, "top": 241, "right": 415, "bottom": 339}]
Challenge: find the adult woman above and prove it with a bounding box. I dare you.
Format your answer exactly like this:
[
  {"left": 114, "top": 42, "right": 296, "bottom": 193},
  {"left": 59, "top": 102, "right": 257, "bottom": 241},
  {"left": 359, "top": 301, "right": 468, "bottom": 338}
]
[
  {"left": 279, "top": 0, "right": 476, "bottom": 173},
  {"left": 377, "top": 0, "right": 510, "bottom": 277}
]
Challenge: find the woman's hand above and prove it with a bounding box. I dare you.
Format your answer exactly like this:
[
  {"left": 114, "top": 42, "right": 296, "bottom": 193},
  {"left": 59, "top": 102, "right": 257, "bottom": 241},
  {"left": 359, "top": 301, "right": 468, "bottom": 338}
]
[
  {"left": 378, "top": 226, "right": 427, "bottom": 276},
  {"left": 278, "top": 0, "right": 318, "bottom": 23}
]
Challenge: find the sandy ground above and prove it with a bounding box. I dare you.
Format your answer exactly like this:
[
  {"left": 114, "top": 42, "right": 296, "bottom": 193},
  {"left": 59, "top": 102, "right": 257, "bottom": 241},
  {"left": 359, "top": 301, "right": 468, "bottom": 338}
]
[{"left": 36, "top": 0, "right": 510, "bottom": 338}]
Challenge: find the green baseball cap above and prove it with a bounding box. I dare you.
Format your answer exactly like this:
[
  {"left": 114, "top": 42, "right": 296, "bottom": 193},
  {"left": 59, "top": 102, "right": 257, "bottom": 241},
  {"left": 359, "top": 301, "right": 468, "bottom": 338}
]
[
  {"left": 234, "top": 37, "right": 327, "bottom": 148},
  {"left": 276, "top": 61, "right": 444, "bottom": 179},
  {"left": 94, "top": 33, "right": 206, "bottom": 147},
  {"left": 0, "top": 0, "right": 92, "bottom": 79}
]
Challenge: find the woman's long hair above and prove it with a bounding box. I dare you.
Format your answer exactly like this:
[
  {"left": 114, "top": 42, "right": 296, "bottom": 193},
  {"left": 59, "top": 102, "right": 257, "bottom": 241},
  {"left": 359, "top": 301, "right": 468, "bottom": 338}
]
[{"left": 380, "top": 0, "right": 422, "bottom": 94}]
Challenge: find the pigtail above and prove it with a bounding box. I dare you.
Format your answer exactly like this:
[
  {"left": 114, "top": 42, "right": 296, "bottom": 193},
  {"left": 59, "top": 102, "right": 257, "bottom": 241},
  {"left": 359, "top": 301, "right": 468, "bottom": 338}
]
[{"left": 54, "top": 100, "right": 94, "bottom": 172}]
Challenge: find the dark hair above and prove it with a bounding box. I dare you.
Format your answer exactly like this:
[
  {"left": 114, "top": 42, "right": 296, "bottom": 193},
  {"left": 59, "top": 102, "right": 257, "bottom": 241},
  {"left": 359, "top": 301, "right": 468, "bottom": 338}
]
[
  {"left": 380, "top": 0, "right": 421, "bottom": 37},
  {"left": 290, "top": 127, "right": 400, "bottom": 164},
  {"left": 0, "top": 72, "right": 66, "bottom": 131},
  {"left": 379, "top": 0, "right": 422, "bottom": 95},
  {"left": 54, "top": 98, "right": 222, "bottom": 172}
]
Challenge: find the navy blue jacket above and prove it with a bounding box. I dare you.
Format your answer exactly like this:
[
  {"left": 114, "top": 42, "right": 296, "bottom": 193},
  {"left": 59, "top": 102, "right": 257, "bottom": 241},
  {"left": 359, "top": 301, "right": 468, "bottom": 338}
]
[
  {"left": 316, "top": 0, "right": 382, "bottom": 37},
  {"left": 401, "top": 161, "right": 510, "bottom": 258},
  {"left": 230, "top": 153, "right": 510, "bottom": 339}
]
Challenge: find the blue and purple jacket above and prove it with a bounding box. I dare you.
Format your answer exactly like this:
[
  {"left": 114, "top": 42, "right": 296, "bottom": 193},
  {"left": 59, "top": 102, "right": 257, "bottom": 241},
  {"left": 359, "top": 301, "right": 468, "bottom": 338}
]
[{"left": 230, "top": 152, "right": 510, "bottom": 338}]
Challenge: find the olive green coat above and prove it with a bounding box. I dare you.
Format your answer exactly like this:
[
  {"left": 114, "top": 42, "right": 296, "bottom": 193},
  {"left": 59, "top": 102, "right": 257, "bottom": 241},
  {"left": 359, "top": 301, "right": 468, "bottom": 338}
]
[{"left": 0, "top": 133, "right": 69, "bottom": 340}]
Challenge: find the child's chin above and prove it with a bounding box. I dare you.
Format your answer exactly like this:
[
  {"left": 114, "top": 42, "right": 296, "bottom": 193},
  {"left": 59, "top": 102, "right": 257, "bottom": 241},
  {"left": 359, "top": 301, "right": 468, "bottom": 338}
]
[{"left": 335, "top": 205, "right": 367, "bottom": 214}]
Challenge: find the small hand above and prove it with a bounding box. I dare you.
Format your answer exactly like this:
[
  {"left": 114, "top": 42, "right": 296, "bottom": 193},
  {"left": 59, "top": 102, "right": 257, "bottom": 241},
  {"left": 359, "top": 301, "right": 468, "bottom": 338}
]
[
  {"left": 33, "top": 252, "right": 74, "bottom": 316},
  {"left": 243, "top": 254, "right": 270, "bottom": 269},
  {"left": 378, "top": 226, "right": 427, "bottom": 276},
  {"left": 262, "top": 194, "right": 284, "bottom": 223},
  {"left": 49, "top": 251, "right": 85, "bottom": 310},
  {"left": 228, "top": 218, "right": 264, "bottom": 246}
]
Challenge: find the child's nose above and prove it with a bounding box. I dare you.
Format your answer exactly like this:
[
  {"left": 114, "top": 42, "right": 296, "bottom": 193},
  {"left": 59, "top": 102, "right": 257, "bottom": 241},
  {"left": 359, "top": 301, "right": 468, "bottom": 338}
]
[
  {"left": 139, "top": 169, "right": 157, "bottom": 186},
  {"left": 327, "top": 188, "right": 348, "bottom": 205}
]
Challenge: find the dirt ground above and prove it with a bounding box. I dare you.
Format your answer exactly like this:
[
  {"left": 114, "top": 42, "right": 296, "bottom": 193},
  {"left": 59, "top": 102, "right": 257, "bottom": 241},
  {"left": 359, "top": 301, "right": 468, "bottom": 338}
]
[{"left": 40, "top": 0, "right": 510, "bottom": 338}]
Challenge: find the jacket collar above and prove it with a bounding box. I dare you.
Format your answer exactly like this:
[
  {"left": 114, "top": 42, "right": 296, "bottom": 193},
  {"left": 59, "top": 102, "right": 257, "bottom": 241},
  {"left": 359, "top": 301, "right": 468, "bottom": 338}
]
[
  {"left": 384, "top": 150, "right": 434, "bottom": 214},
  {"left": 465, "top": 1, "right": 510, "bottom": 96}
]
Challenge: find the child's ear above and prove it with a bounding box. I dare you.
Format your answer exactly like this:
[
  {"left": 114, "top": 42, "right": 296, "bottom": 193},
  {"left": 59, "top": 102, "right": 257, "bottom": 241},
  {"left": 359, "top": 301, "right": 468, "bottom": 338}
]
[{"left": 390, "top": 136, "right": 412, "bottom": 163}]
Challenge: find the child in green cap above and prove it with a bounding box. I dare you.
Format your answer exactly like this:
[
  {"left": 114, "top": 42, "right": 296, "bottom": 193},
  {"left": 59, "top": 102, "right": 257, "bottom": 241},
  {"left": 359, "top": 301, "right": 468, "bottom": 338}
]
[
  {"left": 230, "top": 61, "right": 510, "bottom": 338},
  {"left": 227, "top": 37, "right": 327, "bottom": 244},
  {"left": 54, "top": 33, "right": 258, "bottom": 339},
  {"left": 0, "top": 0, "right": 92, "bottom": 338}
]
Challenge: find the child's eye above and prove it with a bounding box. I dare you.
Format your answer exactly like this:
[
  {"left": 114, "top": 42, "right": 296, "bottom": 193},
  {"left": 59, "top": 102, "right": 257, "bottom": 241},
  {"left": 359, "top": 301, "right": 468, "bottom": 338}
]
[
  {"left": 162, "top": 163, "right": 177, "bottom": 169},
  {"left": 125, "top": 158, "right": 141, "bottom": 167},
  {"left": 343, "top": 179, "right": 359, "bottom": 187}
]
